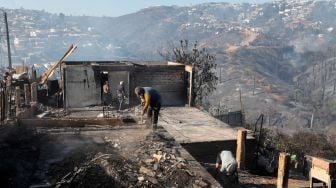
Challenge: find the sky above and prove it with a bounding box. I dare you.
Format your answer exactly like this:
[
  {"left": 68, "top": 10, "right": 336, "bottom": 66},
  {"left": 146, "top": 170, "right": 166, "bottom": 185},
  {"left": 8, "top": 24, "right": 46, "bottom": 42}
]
[{"left": 0, "top": 0, "right": 273, "bottom": 17}]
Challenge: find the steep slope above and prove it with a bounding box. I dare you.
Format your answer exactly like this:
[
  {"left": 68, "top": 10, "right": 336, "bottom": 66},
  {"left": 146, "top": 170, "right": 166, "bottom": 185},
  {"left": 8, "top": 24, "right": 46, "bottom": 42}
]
[{"left": 2, "top": 1, "right": 336, "bottom": 128}]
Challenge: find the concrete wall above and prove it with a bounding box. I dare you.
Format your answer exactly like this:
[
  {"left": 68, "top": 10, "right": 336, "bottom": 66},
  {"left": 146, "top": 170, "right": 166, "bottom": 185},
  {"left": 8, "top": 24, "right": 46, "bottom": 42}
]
[{"left": 64, "top": 66, "right": 100, "bottom": 108}]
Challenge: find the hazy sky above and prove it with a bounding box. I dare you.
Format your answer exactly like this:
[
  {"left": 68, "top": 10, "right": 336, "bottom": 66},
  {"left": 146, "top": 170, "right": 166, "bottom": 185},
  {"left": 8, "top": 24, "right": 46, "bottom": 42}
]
[{"left": 0, "top": 0, "right": 273, "bottom": 17}]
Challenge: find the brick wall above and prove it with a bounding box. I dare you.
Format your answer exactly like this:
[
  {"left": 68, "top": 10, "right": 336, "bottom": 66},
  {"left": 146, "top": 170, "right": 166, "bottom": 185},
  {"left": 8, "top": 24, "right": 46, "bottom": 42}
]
[{"left": 129, "top": 65, "right": 187, "bottom": 106}]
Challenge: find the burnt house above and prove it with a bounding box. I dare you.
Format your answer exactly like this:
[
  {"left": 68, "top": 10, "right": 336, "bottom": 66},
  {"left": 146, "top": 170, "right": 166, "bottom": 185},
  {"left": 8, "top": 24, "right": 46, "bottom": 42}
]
[{"left": 62, "top": 61, "right": 192, "bottom": 110}]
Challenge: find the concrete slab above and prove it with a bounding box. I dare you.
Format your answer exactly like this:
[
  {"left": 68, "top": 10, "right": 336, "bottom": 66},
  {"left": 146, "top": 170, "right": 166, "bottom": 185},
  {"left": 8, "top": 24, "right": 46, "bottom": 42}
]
[{"left": 159, "top": 107, "right": 254, "bottom": 144}]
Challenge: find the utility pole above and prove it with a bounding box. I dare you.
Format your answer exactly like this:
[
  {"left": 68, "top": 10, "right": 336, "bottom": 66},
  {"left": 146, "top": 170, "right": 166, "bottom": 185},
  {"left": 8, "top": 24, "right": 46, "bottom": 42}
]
[
  {"left": 219, "top": 66, "right": 222, "bottom": 83},
  {"left": 253, "top": 76, "right": 255, "bottom": 95},
  {"left": 4, "top": 12, "right": 12, "bottom": 69}
]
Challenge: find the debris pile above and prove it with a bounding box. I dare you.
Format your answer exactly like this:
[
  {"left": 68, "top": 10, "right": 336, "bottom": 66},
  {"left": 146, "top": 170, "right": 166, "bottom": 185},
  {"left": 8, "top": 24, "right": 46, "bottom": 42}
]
[
  {"left": 133, "top": 131, "right": 211, "bottom": 187},
  {"left": 48, "top": 131, "right": 211, "bottom": 188}
]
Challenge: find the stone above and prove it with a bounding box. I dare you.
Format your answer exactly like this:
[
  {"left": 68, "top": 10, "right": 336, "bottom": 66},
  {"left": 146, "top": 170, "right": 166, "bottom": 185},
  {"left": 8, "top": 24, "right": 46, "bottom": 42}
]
[
  {"left": 193, "top": 184, "right": 202, "bottom": 188},
  {"left": 194, "top": 180, "right": 208, "bottom": 188},
  {"left": 177, "top": 162, "right": 186, "bottom": 169},
  {"left": 147, "top": 177, "right": 158, "bottom": 184},
  {"left": 176, "top": 157, "right": 185, "bottom": 162},
  {"left": 139, "top": 166, "right": 155, "bottom": 177},
  {"left": 153, "top": 162, "right": 159, "bottom": 170},
  {"left": 138, "top": 176, "right": 145, "bottom": 181}
]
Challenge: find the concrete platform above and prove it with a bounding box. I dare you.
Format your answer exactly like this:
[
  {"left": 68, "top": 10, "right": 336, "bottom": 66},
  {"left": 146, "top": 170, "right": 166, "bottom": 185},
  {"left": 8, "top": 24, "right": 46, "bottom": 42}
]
[
  {"left": 159, "top": 107, "right": 256, "bottom": 167},
  {"left": 159, "top": 107, "right": 254, "bottom": 144}
]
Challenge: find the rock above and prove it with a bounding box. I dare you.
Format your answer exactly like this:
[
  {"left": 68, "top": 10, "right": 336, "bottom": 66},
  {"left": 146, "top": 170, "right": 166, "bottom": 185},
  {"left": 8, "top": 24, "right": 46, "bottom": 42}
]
[
  {"left": 139, "top": 166, "right": 155, "bottom": 177},
  {"left": 194, "top": 180, "right": 208, "bottom": 188},
  {"left": 177, "top": 162, "right": 186, "bottom": 169},
  {"left": 153, "top": 162, "right": 159, "bottom": 170},
  {"left": 147, "top": 177, "right": 158, "bottom": 184},
  {"left": 193, "top": 184, "right": 202, "bottom": 188},
  {"left": 185, "top": 169, "right": 196, "bottom": 176},
  {"left": 162, "top": 153, "right": 167, "bottom": 162},
  {"left": 138, "top": 176, "right": 145, "bottom": 181},
  {"left": 176, "top": 157, "right": 185, "bottom": 162}
]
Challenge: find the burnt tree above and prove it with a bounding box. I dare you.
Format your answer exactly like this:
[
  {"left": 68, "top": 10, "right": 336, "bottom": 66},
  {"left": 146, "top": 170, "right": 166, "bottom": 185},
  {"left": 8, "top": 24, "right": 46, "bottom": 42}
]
[{"left": 168, "top": 40, "right": 218, "bottom": 106}]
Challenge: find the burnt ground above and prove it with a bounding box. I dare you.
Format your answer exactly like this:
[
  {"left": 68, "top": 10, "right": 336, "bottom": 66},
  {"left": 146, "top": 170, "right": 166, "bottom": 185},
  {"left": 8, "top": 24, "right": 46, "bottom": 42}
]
[
  {"left": 0, "top": 124, "right": 216, "bottom": 188},
  {"left": 0, "top": 123, "right": 310, "bottom": 188}
]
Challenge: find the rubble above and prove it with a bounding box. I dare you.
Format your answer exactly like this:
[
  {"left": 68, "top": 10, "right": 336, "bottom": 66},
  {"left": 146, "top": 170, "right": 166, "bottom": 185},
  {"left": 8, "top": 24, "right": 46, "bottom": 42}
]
[{"left": 42, "top": 130, "right": 214, "bottom": 188}]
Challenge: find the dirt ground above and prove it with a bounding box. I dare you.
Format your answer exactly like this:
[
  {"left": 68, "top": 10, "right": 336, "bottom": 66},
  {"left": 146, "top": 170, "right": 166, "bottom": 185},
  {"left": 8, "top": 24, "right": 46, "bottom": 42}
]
[{"left": 0, "top": 123, "right": 311, "bottom": 188}]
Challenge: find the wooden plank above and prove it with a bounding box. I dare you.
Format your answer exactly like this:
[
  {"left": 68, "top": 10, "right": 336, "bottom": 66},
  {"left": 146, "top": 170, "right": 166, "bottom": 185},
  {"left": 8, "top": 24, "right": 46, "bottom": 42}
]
[
  {"left": 311, "top": 167, "right": 331, "bottom": 184},
  {"left": 312, "top": 157, "right": 336, "bottom": 175},
  {"left": 39, "top": 44, "right": 77, "bottom": 85},
  {"left": 31, "top": 82, "right": 38, "bottom": 103},
  {"left": 277, "top": 153, "right": 290, "bottom": 188},
  {"left": 18, "top": 118, "right": 123, "bottom": 127},
  {"left": 236, "top": 129, "right": 247, "bottom": 170},
  {"left": 15, "top": 86, "right": 21, "bottom": 116}
]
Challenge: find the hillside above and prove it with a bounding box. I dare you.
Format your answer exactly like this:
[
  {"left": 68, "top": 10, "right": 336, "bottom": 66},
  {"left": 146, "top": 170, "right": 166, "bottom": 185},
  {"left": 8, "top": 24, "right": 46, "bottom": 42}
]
[{"left": 1, "top": 0, "right": 336, "bottom": 128}]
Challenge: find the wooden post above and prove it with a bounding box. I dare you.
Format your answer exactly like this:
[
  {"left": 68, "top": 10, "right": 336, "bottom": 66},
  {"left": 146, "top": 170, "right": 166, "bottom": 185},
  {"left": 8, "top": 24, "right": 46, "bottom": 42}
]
[
  {"left": 189, "top": 68, "right": 193, "bottom": 107},
  {"left": 24, "top": 84, "right": 31, "bottom": 106},
  {"left": 31, "top": 82, "right": 37, "bottom": 103},
  {"left": 0, "top": 90, "right": 4, "bottom": 123},
  {"left": 236, "top": 129, "right": 247, "bottom": 170},
  {"left": 277, "top": 153, "right": 290, "bottom": 188},
  {"left": 31, "top": 68, "right": 37, "bottom": 82},
  {"left": 15, "top": 86, "right": 21, "bottom": 115},
  {"left": 219, "top": 66, "right": 222, "bottom": 83}
]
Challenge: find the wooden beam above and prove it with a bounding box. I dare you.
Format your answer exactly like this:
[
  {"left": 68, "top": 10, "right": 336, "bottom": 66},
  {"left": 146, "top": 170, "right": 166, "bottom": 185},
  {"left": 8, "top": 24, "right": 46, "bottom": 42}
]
[
  {"left": 24, "top": 84, "right": 31, "bottom": 106},
  {"left": 312, "top": 157, "right": 336, "bottom": 175},
  {"left": 236, "top": 129, "right": 247, "bottom": 170},
  {"left": 15, "top": 86, "right": 21, "bottom": 116},
  {"left": 31, "top": 82, "right": 37, "bottom": 103},
  {"left": 38, "top": 44, "right": 77, "bottom": 85},
  {"left": 277, "top": 152, "right": 290, "bottom": 188}
]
